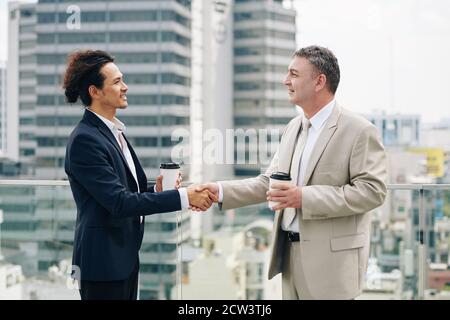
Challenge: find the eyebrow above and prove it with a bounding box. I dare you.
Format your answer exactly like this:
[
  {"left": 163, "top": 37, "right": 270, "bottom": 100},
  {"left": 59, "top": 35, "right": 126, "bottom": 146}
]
[
  {"left": 288, "top": 68, "right": 299, "bottom": 74},
  {"left": 113, "top": 75, "right": 123, "bottom": 81}
]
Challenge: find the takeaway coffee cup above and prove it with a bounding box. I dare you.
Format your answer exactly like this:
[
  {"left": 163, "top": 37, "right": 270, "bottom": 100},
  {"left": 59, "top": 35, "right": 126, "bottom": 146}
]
[
  {"left": 268, "top": 172, "right": 292, "bottom": 209},
  {"left": 160, "top": 162, "right": 180, "bottom": 191}
]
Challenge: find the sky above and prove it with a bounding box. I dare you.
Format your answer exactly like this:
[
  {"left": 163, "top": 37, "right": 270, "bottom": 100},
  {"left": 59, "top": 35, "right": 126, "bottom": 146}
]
[
  {"left": 0, "top": 1, "right": 8, "bottom": 61},
  {"left": 291, "top": 0, "right": 450, "bottom": 123},
  {"left": 1, "top": 0, "right": 450, "bottom": 123}
]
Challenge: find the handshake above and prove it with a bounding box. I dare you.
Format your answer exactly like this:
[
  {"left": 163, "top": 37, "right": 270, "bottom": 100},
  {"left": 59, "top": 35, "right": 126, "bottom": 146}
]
[
  {"left": 187, "top": 183, "right": 219, "bottom": 211},
  {"left": 155, "top": 174, "right": 219, "bottom": 211}
]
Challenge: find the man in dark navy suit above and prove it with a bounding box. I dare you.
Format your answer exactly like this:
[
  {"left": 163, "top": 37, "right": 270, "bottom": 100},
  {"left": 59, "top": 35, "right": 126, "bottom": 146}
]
[{"left": 63, "top": 50, "right": 215, "bottom": 300}]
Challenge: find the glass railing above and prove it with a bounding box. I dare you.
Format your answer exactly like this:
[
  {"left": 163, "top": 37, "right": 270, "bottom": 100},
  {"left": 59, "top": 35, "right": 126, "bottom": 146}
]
[
  {"left": 0, "top": 179, "right": 186, "bottom": 300},
  {"left": 0, "top": 180, "right": 449, "bottom": 300},
  {"left": 177, "top": 183, "right": 450, "bottom": 300}
]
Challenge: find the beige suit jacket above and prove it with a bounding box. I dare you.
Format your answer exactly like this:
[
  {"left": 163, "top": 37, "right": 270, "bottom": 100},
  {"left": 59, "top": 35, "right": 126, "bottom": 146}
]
[{"left": 219, "top": 104, "right": 387, "bottom": 299}]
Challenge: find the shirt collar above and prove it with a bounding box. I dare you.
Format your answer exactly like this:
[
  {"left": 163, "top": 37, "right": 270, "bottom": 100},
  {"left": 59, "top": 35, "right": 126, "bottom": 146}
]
[
  {"left": 308, "top": 98, "right": 336, "bottom": 131},
  {"left": 87, "top": 108, "right": 126, "bottom": 133}
]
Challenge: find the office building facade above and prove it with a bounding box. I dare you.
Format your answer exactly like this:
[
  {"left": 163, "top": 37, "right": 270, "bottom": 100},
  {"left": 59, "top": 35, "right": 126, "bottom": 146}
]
[
  {"left": 233, "top": 0, "right": 297, "bottom": 177},
  {"left": 0, "top": 62, "right": 7, "bottom": 157},
  {"left": 4, "top": 0, "right": 192, "bottom": 299}
]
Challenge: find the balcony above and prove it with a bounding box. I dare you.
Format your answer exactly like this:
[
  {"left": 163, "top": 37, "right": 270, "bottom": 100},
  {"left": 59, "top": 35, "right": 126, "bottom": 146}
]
[{"left": 0, "top": 180, "right": 449, "bottom": 300}]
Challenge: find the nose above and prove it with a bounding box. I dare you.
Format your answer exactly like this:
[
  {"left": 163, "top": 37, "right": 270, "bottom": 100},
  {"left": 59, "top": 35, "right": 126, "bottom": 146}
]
[
  {"left": 283, "top": 74, "right": 290, "bottom": 86},
  {"left": 122, "top": 82, "right": 128, "bottom": 92}
]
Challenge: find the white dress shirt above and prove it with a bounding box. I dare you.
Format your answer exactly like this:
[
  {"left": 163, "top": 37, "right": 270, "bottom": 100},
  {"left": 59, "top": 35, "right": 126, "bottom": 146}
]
[
  {"left": 217, "top": 99, "right": 336, "bottom": 232},
  {"left": 283, "top": 99, "right": 335, "bottom": 232},
  {"left": 87, "top": 109, "right": 189, "bottom": 220}
]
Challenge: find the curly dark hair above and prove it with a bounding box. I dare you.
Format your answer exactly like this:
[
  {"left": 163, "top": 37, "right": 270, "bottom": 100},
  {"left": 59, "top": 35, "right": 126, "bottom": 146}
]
[
  {"left": 294, "top": 45, "right": 340, "bottom": 94},
  {"left": 62, "top": 50, "right": 114, "bottom": 106}
]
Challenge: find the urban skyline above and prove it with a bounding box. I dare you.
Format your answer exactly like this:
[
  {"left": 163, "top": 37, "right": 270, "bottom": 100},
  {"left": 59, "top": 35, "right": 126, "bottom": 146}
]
[
  {"left": 1, "top": 0, "right": 450, "bottom": 123},
  {"left": 1, "top": 0, "right": 302, "bottom": 300},
  {"left": 0, "top": 0, "right": 449, "bottom": 300}
]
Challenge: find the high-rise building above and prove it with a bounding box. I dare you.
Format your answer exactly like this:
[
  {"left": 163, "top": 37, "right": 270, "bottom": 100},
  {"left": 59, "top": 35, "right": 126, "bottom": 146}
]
[
  {"left": 190, "top": 0, "right": 297, "bottom": 237},
  {"left": 2, "top": 1, "right": 38, "bottom": 280},
  {"left": 5, "top": 0, "right": 296, "bottom": 299},
  {"left": 0, "top": 61, "right": 7, "bottom": 157},
  {"left": 223, "top": 0, "right": 297, "bottom": 231},
  {"left": 5, "top": 0, "right": 192, "bottom": 300},
  {"left": 363, "top": 112, "right": 421, "bottom": 147},
  {"left": 232, "top": 0, "right": 297, "bottom": 177},
  {"left": 34, "top": 0, "right": 191, "bottom": 181},
  {"left": 191, "top": 0, "right": 296, "bottom": 182},
  {"left": 189, "top": 0, "right": 235, "bottom": 238},
  {"left": 7, "top": 1, "right": 35, "bottom": 174}
]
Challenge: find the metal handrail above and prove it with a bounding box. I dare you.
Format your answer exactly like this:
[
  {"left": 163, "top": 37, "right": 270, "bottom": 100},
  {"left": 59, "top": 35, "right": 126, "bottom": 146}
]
[
  {"left": 0, "top": 180, "right": 449, "bottom": 189},
  {"left": 387, "top": 184, "right": 450, "bottom": 190},
  {"left": 0, "top": 180, "right": 70, "bottom": 186}
]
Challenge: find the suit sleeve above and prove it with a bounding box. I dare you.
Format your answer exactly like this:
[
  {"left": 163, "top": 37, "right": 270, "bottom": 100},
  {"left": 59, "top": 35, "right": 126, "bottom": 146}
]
[
  {"left": 301, "top": 124, "right": 387, "bottom": 220},
  {"left": 218, "top": 117, "right": 298, "bottom": 211},
  {"left": 219, "top": 149, "right": 279, "bottom": 210},
  {"left": 67, "top": 134, "right": 181, "bottom": 218}
]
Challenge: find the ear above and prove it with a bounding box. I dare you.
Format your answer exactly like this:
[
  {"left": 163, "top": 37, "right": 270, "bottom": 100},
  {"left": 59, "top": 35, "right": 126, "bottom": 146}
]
[
  {"left": 315, "top": 74, "right": 327, "bottom": 92},
  {"left": 88, "top": 85, "right": 100, "bottom": 101}
]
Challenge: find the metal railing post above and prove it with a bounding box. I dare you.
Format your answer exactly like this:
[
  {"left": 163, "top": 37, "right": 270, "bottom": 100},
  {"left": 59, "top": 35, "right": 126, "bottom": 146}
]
[{"left": 417, "top": 187, "right": 425, "bottom": 300}]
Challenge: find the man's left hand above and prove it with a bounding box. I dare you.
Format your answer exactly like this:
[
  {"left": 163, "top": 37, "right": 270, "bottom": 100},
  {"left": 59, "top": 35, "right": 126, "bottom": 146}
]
[
  {"left": 266, "top": 182, "right": 302, "bottom": 211},
  {"left": 155, "top": 173, "right": 182, "bottom": 192},
  {"left": 175, "top": 172, "right": 182, "bottom": 189},
  {"left": 155, "top": 175, "right": 163, "bottom": 192}
]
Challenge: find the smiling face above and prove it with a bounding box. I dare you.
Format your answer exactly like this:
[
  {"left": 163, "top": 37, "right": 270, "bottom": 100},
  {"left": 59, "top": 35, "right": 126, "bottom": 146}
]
[
  {"left": 95, "top": 62, "right": 128, "bottom": 111},
  {"left": 283, "top": 56, "right": 319, "bottom": 108}
]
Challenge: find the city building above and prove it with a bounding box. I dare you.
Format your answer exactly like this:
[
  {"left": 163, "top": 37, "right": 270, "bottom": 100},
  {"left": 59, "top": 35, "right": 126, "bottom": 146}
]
[
  {"left": 231, "top": 220, "right": 281, "bottom": 300},
  {"left": 363, "top": 112, "right": 421, "bottom": 147},
  {"left": 175, "top": 220, "right": 281, "bottom": 299},
  {"left": 8, "top": 1, "right": 35, "bottom": 173},
  {"left": 1, "top": 208, "right": 23, "bottom": 300},
  {"left": 175, "top": 228, "right": 240, "bottom": 299},
  {"left": 0, "top": 262, "right": 23, "bottom": 300},
  {"left": 0, "top": 61, "right": 7, "bottom": 157},
  {"left": 407, "top": 147, "right": 446, "bottom": 179},
  {"left": 421, "top": 125, "right": 450, "bottom": 183},
  {"left": 189, "top": 0, "right": 296, "bottom": 238},
  {"left": 4, "top": 0, "right": 192, "bottom": 299},
  {"left": 361, "top": 112, "right": 449, "bottom": 299},
  {"left": 232, "top": 0, "right": 297, "bottom": 178}
]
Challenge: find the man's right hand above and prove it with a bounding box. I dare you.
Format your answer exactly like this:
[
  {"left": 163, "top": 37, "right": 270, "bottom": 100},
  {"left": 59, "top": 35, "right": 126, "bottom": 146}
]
[
  {"left": 187, "top": 185, "right": 218, "bottom": 211},
  {"left": 195, "top": 183, "right": 219, "bottom": 199},
  {"left": 188, "top": 183, "right": 220, "bottom": 212}
]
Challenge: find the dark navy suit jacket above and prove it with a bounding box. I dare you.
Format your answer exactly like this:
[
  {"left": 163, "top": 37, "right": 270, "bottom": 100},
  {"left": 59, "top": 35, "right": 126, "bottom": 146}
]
[{"left": 65, "top": 110, "right": 181, "bottom": 281}]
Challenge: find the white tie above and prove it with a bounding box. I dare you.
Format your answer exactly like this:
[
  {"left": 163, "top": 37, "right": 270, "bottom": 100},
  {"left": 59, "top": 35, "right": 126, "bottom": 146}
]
[{"left": 282, "top": 117, "right": 311, "bottom": 228}]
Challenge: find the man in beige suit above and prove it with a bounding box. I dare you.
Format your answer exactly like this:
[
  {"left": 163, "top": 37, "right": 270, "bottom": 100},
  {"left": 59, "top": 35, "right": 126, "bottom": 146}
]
[{"left": 196, "top": 46, "right": 387, "bottom": 300}]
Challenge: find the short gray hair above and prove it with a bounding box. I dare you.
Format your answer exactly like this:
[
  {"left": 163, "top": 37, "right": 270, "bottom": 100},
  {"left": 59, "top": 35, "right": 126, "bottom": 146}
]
[{"left": 294, "top": 45, "right": 340, "bottom": 94}]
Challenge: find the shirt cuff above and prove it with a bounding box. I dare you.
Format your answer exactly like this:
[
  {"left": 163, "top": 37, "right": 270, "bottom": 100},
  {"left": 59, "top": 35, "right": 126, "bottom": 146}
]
[
  {"left": 178, "top": 187, "right": 190, "bottom": 210},
  {"left": 217, "top": 182, "right": 224, "bottom": 203}
]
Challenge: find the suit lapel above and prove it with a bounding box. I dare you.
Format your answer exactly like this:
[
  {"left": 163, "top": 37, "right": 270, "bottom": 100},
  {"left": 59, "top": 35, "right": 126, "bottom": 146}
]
[
  {"left": 302, "top": 104, "right": 341, "bottom": 186},
  {"left": 278, "top": 116, "right": 302, "bottom": 175},
  {"left": 275, "top": 116, "right": 303, "bottom": 230},
  {"left": 272, "top": 210, "right": 283, "bottom": 242},
  {"left": 289, "top": 119, "right": 306, "bottom": 185},
  {"left": 97, "top": 125, "right": 132, "bottom": 169},
  {"left": 89, "top": 113, "right": 138, "bottom": 190},
  {"left": 123, "top": 134, "right": 147, "bottom": 192}
]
